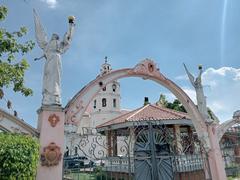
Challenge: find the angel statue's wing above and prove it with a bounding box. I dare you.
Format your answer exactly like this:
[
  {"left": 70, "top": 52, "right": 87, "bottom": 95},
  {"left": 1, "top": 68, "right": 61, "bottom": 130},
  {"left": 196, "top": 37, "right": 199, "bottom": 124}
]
[
  {"left": 183, "top": 63, "right": 195, "bottom": 87},
  {"left": 33, "top": 9, "right": 48, "bottom": 50}
]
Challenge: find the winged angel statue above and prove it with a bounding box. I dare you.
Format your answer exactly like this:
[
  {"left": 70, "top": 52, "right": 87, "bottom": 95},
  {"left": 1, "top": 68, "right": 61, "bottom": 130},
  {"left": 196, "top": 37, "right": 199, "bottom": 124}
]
[
  {"left": 33, "top": 9, "right": 75, "bottom": 106},
  {"left": 183, "top": 64, "right": 213, "bottom": 123}
]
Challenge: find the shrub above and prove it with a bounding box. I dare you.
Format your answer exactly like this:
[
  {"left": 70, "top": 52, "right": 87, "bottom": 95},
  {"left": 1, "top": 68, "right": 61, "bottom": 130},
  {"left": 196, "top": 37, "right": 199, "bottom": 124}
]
[{"left": 0, "top": 133, "right": 39, "bottom": 179}]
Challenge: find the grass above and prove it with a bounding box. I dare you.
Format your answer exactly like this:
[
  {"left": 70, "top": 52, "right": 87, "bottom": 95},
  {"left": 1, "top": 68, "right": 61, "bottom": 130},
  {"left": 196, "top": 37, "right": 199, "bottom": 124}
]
[
  {"left": 64, "top": 172, "right": 95, "bottom": 180},
  {"left": 228, "top": 177, "right": 240, "bottom": 180}
]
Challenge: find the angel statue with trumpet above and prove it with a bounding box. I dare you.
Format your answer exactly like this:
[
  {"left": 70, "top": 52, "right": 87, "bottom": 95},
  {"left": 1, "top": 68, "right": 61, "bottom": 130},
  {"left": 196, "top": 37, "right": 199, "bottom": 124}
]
[
  {"left": 183, "top": 64, "right": 214, "bottom": 123},
  {"left": 33, "top": 9, "right": 75, "bottom": 106}
]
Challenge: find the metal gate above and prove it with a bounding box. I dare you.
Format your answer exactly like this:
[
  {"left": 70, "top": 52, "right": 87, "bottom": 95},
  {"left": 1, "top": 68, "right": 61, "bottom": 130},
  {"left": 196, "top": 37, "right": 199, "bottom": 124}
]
[
  {"left": 63, "top": 121, "right": 211, "bottom": 180},
  {"left": 134, "top": 122, "right": 211, "bottom": 180},
  {"left": 134, "top": 122, "right": 174, "bottom": 180}
]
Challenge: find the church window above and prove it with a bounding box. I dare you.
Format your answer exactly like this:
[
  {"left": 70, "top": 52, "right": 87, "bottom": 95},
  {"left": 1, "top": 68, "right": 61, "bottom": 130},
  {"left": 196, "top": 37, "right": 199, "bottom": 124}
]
[
  {"left": 102, "top": 86, "right": 106, "bottom": 91},
  {"left": 102, "top": 98, "right": 107, "bottom": 107},
  {"left": 94, "top": 100, "right": 97, "bottom": 109},
  {"left": 113, "top": 99, "right": 116, "bottom": 108},
  {"left": 112, "top": 84, "right": 117, "bottom": 92}
]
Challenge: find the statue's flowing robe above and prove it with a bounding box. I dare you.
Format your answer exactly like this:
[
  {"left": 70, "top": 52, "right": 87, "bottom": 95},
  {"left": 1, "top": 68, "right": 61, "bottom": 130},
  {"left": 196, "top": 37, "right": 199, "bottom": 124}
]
[
  {"left": 42, "top": 30, "right": 72, "bottom": 106},
  {"left": 184, "top": 64, "right": 212, "bottom": 122},
  {"left": 42, "top": 40, "right": 62, "bottom": 105},
  {"left": 194, "top": 78, "right": 208, "bottom": 120}
]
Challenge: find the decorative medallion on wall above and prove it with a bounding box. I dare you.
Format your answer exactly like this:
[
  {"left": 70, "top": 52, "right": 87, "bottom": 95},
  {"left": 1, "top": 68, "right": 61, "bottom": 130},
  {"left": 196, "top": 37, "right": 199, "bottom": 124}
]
[
  {"left": 40, "top": 142, "right": 62, "bottom": 166},
  {"left": 148, "top": 62, "right": 154, "bottom": 72},
  {"left": 48, "top": 114, "right": 60, "bottom": 127}
]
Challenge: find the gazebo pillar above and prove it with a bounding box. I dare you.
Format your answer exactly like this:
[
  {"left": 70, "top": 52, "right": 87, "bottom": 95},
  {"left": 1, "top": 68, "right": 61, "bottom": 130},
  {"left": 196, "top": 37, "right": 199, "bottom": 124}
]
[
  {"left": 107, "top": 130, "right": 113, "bottom": 156},
  {"left": 129, "top": 127, "right": 136, "bottom": 157},
  {"left": 112, "top": 130, "right": 118, "bottom": 156},
  {"left": 173, "top": 124, "right": 183, "bottom": 153},
  {"left": 187, "top": 126, "right": 194, "bottom": 153}
]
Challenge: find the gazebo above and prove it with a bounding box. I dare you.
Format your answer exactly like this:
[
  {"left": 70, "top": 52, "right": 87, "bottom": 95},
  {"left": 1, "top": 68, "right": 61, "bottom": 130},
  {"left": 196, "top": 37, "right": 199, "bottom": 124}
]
[
  {"left": 95, "top": 103, "right": 209, "bottom": 179},
  {"left": 96, "top": 103, "right": 194, "bottom": 157}
]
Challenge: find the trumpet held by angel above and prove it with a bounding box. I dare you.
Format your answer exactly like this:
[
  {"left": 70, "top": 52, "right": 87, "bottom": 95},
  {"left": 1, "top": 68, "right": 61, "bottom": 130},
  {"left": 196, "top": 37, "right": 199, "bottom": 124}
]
[{"left": 33, "top": 9, "right": 75, "bottom": 106}]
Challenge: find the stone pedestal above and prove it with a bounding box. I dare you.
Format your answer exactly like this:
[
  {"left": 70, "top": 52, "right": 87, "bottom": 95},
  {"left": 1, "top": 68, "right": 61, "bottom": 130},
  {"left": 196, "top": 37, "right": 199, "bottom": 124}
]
[{"left": 36, "top": 106, "right": 65, "bottom": 180}]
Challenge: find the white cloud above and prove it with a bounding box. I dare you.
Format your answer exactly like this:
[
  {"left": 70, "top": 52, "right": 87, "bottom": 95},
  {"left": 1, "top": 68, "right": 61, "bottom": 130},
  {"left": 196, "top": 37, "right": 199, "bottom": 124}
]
[
  {"left": 41, "top": 0, "right": 58, "bottom": 8},
  {"left": 182, "top": 87, "right": 196, "bottom": 104},
  {"left": 176, "top": 67, "right": 240, "bottom": 122},
  {"left": 164, "top": 93, "right": 176, "bottom": 102},
  {"left": 175, "top": 74, "right": 188, "bottom": 80},
  {"left": 202, "top": 67, "right": 240, "bottom": 122},
  {"left": 210, "top": 101, "right": 225, "bottom": 112}
]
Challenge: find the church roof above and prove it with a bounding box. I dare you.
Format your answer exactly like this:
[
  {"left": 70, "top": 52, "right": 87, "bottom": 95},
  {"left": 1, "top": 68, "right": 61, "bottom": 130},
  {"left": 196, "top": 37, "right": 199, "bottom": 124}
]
[
  {"left": 0, "top": 108, "right": 38, "bottom": 136},
  {"left": 96, "top": 104, "right": 191, "bottom": 129}
]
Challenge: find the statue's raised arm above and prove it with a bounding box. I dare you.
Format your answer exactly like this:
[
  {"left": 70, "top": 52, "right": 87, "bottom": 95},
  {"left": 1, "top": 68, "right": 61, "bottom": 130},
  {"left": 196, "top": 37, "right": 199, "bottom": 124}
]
[
  {"left": 60, "top": 16, "right": 75, "bottom": 54},
  {"left": 183, "top": 63, "right": 195, "bottom": 87},
  {"left": 33, "top": 9, "right": 48, "bottom": 50}
]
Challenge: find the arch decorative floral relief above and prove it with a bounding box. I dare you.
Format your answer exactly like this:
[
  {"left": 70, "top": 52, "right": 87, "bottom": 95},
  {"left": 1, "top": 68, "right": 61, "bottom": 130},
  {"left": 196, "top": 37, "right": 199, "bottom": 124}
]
[{"left": 129, "top": 59, "right": 161, "bottom": 77}]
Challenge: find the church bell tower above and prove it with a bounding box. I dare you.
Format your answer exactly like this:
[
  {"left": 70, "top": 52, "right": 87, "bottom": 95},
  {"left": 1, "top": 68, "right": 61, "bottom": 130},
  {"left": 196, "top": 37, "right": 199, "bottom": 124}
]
[{"left": 90, "top": 57, "right": 121, "bottom": 127}]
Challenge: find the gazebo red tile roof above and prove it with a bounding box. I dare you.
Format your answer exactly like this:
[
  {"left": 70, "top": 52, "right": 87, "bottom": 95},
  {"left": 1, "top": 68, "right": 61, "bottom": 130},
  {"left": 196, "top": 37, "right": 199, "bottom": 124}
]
[{"left": 97, "top": 104, "right": 190, "bottom": 129}]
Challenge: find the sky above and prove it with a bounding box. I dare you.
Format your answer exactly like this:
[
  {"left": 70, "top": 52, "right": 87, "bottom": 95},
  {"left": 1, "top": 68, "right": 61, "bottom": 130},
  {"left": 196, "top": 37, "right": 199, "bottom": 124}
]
[{"left": 1, "top": 0, "right": 239, "bottom": 128}]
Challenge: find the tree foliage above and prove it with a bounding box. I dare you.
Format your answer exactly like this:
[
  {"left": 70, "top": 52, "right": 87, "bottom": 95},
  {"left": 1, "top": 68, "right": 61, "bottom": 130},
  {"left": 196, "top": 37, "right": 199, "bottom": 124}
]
[
  {"left": 157, "top": 94, "right": 219, "bottom": 122},
  {"left": 0, "top": 5, "right": 34, "bottom": 96},
  {"left": 157, "top": 94, "right": 187, "bottom": 113},
  {"left": 0, "top": 133, "right": 39, "bottom": 179}
]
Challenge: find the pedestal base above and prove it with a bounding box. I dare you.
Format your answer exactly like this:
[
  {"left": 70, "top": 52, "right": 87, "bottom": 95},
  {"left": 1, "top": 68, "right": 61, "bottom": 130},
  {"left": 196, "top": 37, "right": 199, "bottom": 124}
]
[{"left": 36, "top": 106, "right": 65, "bottom": 180}]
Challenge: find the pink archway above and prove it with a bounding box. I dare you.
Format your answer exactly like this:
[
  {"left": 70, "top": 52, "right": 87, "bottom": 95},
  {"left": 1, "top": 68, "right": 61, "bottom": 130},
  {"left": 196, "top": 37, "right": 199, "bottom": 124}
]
[
  {"left": 217, "top": 111, "right": 240, "bottom": 142},
  {"left": 63, "top": 59, "right": 227, "bottom": 180},
  {"left": 64, "top": 59, "right": 209, "bottom": 147},
  {"left": 37, "top": 59, "right": 227, "bottom": 180}
]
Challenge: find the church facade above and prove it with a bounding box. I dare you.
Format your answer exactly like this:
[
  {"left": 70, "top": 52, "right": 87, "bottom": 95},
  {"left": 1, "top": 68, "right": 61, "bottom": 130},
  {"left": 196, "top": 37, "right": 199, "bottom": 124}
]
[{"left": 64, "top": 59, "right": 125, "bottom": 156}]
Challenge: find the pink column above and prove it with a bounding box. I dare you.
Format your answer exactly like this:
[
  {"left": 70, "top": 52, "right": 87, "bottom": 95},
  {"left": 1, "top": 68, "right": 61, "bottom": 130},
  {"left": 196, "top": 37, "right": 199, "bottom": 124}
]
[
  {"left": 208, "top": 124, "right": 227, "bottom": 180},
  {"left": 36, "top": 106, "right": 65, "bottom": 180}
]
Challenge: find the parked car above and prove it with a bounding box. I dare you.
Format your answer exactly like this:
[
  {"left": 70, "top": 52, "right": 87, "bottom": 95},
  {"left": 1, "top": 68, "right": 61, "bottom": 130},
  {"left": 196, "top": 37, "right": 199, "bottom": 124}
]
[
  {"left": 94, "top": 159, "right": 105, "bottom": 167},
  {"left": 63, "top": 157, "right": 81, "bottom": 169},
  {"left": 77, "top": 156, "right": 95, "bottom": 168},
  {"left": 64, "top": 156, "right": 94, "bottom": 169}
]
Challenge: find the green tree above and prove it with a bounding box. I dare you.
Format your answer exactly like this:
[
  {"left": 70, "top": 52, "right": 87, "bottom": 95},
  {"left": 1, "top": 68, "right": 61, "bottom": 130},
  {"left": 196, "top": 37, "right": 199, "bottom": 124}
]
[
  {"left": 156, "top": 94, "right": 168, "bottom": 107},
  {"left": 157, "top": 94, "right": 187, "bottom": 113},
  {"left": 167, "top": 99, "right": 187, "bottom": 113},
  {"left": 0, "top": 133, "right": 39, "bottom": 179},
  {"left": 0, "top": 5, "right": 34, "bottom": 97}
]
